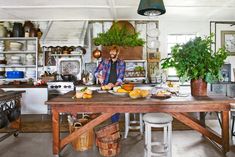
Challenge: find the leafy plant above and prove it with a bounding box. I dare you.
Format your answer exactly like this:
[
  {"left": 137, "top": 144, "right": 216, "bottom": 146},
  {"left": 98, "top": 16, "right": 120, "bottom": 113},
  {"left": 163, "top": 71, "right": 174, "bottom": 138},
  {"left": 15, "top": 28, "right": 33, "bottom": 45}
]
[
  {"left": 161, "top": 34, "right": 229, "bottom": 83},
  {"left": 93, "top": 22, "right": 145, "bottom": 47}
]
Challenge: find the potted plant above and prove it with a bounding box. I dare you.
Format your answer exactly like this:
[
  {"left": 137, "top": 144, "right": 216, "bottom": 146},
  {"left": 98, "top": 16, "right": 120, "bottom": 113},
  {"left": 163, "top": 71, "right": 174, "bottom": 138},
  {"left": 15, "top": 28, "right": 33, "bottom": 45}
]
[
  {"left": 93, "top": 21, "right": 145, "bottom": 60},
  {"left": 161, "top": 34, "right": 229, "bottom": 96}
]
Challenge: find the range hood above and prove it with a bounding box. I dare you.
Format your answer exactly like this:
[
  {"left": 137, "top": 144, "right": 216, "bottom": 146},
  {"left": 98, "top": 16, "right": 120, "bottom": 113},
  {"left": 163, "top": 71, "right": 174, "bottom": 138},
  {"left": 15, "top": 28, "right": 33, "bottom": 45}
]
[{"left": 40, "top": 21, "right": 89, "bottom": 47}]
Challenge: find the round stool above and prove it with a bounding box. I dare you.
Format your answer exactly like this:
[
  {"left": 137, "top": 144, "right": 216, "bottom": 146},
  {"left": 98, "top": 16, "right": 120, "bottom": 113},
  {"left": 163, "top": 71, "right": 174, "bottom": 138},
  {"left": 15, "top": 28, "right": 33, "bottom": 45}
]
[
  {"left": 124, "top": 113, "right": 143, "bottom": 138},
  {"left": 143, "top": 113, "right": 173, "bottom": 157}
]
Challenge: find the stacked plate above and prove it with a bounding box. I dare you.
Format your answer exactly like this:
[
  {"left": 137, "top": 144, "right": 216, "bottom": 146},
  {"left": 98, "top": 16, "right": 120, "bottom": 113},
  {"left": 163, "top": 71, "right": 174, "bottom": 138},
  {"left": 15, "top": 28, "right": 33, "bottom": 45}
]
[
  {"left": 25, "top": 70, "right": 36, "bottom": 79},
  {"left": 0, "top": 41, "right": 4, "bottom": 53},
  {"left": 10, "top": 56, "right": 21, "bottom": 65},
  {"left": 25, "top": 54, "right": 35, "bottom": 65},
  {"left": 9, "top": 42, "right": 23, "bottom": 51}
]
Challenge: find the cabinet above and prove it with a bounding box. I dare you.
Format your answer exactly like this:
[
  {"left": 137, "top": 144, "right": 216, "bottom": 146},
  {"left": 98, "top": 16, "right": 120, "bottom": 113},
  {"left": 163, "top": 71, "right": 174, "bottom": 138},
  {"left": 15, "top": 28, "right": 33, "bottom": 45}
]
[
  {"left": 124, "top": 60, "right": 147, "bottom": 83},
  {"left": 0, "top": 37, "right": 38, "bottom": 81}
]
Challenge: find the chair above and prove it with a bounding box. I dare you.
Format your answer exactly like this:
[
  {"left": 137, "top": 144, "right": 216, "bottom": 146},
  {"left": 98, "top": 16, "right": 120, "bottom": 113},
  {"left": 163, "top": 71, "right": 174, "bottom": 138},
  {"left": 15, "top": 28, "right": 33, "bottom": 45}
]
[
  {"left": 124, "top": 113, "right": 143, "bottom": 138},
  {"left": 143, "top": 113, "right": 173, "bottom": 157}
]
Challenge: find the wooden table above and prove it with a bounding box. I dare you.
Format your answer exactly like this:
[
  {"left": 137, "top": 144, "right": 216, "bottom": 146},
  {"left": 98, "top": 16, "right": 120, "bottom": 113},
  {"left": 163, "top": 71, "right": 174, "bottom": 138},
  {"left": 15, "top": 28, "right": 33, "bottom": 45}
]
[{"left": 46, "top": 91, "right": 235, "bottom": 157}]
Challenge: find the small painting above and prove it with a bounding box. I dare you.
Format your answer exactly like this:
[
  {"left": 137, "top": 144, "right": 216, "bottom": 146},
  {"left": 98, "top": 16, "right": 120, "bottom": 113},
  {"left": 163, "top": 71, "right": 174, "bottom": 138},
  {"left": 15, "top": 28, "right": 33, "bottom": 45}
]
[{"left": 221, "top": 31, "right": 235, "bottom": 55}]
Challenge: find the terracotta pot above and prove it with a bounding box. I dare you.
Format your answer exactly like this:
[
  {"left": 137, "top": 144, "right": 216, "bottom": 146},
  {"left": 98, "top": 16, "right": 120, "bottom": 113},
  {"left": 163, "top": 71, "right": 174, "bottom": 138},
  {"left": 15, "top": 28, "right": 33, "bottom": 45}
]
[{"left": 191, "top": 79, "right": 207, "bottom": 96}]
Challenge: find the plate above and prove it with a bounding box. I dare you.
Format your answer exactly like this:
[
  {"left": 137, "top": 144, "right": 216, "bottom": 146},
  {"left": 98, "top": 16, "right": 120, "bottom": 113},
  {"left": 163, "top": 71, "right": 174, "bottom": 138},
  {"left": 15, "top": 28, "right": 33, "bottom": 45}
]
[
  {"left": 108, "top": 90, "right": 128, "bottom": 96},
  {"left": 151, "top": 94, "right": 171, "bottom": 99},
  {"left": 147, "top": 39, "right": 160, "bottom": 49},
  {"left": 97, "top": 89, "right": 109, "bottom": 93},
  {"left": 147, "top": 29, "right": 160, "bottom": 37}
]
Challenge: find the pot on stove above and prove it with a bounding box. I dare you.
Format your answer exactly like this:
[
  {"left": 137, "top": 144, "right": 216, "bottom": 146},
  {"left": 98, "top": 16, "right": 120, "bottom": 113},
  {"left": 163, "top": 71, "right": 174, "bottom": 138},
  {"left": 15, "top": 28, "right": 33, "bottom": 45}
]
[{"left": 61, "top": 74, "right": 76, "bottom": 82}]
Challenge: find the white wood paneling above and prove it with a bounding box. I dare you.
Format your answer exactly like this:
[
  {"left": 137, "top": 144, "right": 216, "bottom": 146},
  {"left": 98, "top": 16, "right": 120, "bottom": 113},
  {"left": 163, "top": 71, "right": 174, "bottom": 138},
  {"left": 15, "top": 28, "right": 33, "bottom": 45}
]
[{"left": 0, "top": 0, "right": 234, "bottom": 21}]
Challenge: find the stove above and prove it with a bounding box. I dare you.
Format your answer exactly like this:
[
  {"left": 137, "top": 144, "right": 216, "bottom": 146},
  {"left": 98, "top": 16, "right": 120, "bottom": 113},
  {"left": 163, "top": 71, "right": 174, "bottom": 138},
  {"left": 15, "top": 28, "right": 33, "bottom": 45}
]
[
  {"left": 47, "top": 81, "right": 75, "bottom": 114},
  {"left": 47, "top": 81, "right": 75, "bottom": 99}
]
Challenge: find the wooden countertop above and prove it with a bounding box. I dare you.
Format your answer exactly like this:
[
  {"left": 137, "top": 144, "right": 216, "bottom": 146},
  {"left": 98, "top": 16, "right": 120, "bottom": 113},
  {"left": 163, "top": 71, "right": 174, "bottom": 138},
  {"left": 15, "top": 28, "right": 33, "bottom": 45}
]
[
  {"left": 46, "top": 91, "right": 234, "bottom": 113},
  {"left": 0, "top": 84, "right": 47, "bottom": 88}
]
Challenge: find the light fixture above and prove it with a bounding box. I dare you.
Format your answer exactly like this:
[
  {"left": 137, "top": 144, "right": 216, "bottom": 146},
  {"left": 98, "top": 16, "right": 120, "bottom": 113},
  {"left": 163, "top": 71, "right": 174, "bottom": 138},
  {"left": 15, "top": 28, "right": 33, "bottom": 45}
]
[{"left": 137, "top": 0, "right": 166, "bottom": 16}]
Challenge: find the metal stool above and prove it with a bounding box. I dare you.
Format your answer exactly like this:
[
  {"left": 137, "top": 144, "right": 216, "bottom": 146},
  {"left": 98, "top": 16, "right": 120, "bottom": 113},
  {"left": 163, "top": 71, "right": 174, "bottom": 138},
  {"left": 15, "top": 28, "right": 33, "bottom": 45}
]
[
  {"left": 143, "top": 113, "right": 173, "bottom": 157},
  {"left": 124, "top": 113, "right": 143, "bottom": 138}
]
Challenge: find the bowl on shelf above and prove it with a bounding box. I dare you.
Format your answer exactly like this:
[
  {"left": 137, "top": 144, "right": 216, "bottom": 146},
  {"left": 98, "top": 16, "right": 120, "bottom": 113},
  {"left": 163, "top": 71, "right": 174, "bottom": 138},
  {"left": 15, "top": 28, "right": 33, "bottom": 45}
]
[
  {"left": 6, "top": 71, "right": 24, "bottom": 79},
  {"left": 9, "top": 42, "right": 23, "bottom": 51}
]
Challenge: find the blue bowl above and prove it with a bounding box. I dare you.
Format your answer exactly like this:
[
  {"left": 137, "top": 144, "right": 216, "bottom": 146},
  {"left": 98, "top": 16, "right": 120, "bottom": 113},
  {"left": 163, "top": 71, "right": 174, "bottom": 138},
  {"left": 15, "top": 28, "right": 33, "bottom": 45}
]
[{"left": 6, "top": 71, "right": 24, "bottom": 79}]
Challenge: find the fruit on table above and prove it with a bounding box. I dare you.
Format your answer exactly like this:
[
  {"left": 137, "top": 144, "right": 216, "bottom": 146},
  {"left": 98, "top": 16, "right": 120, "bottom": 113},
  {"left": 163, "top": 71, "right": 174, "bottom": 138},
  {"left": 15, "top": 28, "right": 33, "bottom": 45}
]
[
  {"left": 129, "top": 89, "right": 149, "bottom": 99},
  {"left": 140, "top": 90, "right": 150, "bottom": 97},
  {"left": 155, "top": 90, "right": 171, "bottom": 97},
  {"left": 83, "top": 93, "right": 92, "bottom": 99},
  {"left": 121, "top": 83, "right": 134, "bottom": 91},
  {"left": 117, "top": 88, "right": 128, "bottom": 93},
  {"left": 101, "top": 85, "right": 111, "bottom": 90},
  {"left": 75, "top": 87, "right": 93, "bottom": 99}
]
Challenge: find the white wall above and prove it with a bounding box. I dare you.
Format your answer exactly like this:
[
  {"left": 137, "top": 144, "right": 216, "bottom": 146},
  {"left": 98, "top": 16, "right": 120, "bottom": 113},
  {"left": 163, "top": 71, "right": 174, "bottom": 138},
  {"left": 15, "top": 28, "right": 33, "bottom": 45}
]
[
  {"left": 159, "top": 20, "right": 209, "bottom": 59},
  {"left": 215, "top": 24, "right": 235, "bottom": 81},
  {"left": 159, "top": 20, "right": 235, "bottom": 81}
]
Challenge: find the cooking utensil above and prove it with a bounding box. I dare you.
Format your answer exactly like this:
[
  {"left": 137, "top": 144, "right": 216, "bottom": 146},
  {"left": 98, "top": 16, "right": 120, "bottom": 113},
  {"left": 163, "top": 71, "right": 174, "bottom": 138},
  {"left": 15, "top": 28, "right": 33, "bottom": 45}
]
[
  {"left": 61, "top": 74, "right": 76, "bottom": 82},
  {"left": 93, "top": 48, "right": 102, "bottom": 59},
  {"left": 6, "top": 71, "right": 24, "bottom": 79}
]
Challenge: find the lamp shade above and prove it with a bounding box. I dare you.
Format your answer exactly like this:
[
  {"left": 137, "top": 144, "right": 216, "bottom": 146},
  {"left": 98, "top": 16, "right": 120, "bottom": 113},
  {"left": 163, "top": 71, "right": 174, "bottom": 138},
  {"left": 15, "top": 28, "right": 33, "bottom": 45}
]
[{"left": 137, "top": 0, "right": 166, "bottom": 16}]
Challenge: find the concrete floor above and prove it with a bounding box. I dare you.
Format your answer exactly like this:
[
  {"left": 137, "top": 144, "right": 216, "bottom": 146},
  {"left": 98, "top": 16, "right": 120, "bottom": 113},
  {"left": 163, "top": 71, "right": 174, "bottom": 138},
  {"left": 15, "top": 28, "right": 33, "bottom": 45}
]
[{"left": 0, "top": 120, "right": 235, "bottom": 157}]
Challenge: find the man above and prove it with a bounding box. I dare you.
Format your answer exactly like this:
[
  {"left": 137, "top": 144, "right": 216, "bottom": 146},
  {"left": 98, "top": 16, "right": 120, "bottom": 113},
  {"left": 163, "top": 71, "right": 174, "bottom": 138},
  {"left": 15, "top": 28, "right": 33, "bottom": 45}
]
[{"left": 94, "top": 45, "right": 125, "bottom": 122}]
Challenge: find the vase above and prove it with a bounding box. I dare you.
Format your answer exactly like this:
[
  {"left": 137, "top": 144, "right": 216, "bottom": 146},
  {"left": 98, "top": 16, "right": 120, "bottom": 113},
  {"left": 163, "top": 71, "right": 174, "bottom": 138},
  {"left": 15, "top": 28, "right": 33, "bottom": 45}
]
[{"left": 191, "top": 79, "right": 207, "bottom": 96}]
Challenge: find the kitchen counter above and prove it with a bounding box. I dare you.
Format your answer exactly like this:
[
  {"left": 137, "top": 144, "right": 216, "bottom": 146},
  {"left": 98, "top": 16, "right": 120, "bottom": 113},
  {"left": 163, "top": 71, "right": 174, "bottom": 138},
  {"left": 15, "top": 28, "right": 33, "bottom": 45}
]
[{"left": 0, "top": 84, "right": 47, "bottom": 88}]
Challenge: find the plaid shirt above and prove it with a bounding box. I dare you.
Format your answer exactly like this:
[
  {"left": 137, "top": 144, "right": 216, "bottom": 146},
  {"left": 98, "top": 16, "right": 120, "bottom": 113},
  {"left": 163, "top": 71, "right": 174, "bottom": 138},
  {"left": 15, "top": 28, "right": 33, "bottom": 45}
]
[{"left": 94, "top": 58, "right": 125, "bottom": 85}]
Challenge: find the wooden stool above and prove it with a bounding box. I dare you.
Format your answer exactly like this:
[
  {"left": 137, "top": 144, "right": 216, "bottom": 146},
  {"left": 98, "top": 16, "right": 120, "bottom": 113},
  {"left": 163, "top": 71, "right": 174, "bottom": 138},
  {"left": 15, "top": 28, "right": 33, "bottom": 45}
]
[
  {"left": 124, "top": 113, "right": 143, "bottom": 138},
  {"left": 143, "top": 113, "right": 173, "bottom": 157}
]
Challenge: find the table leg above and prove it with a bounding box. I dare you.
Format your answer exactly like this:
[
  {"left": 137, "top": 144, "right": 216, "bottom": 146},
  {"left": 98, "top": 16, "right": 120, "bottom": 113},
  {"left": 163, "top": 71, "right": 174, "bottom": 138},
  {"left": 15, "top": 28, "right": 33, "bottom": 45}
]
[
  {"left": 52, "top": 108, "right": 60, "bottom": 156},
  {"left": 199, "top": 112, "right": 206, "bottom": 127},
  {"left": 221, "top": 111, "right": 229, "bottom": 154}
]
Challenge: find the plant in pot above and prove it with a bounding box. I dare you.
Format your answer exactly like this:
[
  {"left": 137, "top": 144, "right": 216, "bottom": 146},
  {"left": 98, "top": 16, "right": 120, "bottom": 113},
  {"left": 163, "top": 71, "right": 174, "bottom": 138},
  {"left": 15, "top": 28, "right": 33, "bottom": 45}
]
[
  {"left": 161, "top": 34, "right": 229, "bottom": 96},
  {"left": 93, "top": 21, "right": 145, "bottom": 60}
]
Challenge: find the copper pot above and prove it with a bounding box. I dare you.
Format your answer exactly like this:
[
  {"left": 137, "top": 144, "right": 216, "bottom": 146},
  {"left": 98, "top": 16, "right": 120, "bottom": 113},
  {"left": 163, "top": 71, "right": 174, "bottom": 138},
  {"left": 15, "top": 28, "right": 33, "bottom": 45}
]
[
  {"left": 92, "top": 48, "right": 102, "bottom": 59},
  {"left": 191, "top": 79, "right": 207, "bottom": 96}
]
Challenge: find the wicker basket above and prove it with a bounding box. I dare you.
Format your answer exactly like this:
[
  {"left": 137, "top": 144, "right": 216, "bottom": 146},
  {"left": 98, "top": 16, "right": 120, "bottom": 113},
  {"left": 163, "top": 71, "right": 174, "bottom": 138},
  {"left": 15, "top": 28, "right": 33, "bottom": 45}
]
[
  {"left": 69, "top": 119, "right": 94, "bottom": 151},
  {"left": 96, "top": 123, "right": 119, "bottom": 138},
  {"left": 96, "top": 123, "right": 121, "bottom": 157},
  {"left": 99, "top": 143, "right": 121, "bottom": 157}
]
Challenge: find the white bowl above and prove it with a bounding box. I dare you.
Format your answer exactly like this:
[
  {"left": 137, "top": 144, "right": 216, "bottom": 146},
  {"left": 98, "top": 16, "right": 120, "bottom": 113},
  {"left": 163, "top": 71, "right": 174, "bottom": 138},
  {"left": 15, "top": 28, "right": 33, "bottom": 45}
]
[
  {"left": 27, "top": 44, "right": 36, "bottom": 51},
  {"left": 9, "top": 42, "right": 23, "bottom": 51},
  {"left": 11, "top": 56, "right": 21, "bottom": 60}
]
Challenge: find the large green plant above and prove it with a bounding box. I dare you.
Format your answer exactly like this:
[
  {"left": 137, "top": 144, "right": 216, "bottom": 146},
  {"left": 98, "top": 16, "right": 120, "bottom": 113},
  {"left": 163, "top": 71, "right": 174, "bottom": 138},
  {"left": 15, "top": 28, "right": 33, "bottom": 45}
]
[
  {"left": 93, "top": 22, "right": 145, "bottom": 47},
  {"left": 161, "top": 34, "right": 229, "bottom": 83}
]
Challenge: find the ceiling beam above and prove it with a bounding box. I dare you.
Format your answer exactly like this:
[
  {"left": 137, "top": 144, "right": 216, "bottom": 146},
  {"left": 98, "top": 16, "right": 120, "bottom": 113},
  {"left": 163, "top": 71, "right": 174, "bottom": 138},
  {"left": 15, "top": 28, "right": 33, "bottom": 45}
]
[{"left": 107, "top": 0, "right": 117, "bottom": 20}]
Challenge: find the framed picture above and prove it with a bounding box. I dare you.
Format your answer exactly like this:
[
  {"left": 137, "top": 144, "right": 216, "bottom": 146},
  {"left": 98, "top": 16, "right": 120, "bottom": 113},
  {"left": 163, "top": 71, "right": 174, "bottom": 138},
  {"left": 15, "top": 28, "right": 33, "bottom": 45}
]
[{"left": 221, "top": 31, "right": 235, "bottom": 55}]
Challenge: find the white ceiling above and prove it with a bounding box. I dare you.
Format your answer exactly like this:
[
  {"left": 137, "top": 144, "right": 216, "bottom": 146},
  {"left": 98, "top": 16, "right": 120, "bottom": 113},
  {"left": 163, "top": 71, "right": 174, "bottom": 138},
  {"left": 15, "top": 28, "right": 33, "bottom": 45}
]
[{"left": 0, "top": 0, "right": 235, "bottom": 21}]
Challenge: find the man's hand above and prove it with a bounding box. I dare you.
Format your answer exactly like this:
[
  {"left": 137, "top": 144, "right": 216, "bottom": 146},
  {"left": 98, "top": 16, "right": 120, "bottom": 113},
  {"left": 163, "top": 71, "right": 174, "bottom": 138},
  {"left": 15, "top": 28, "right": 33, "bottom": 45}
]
[
  {"left": 107, "top": 83, "right": 115, "bottom": 89},
  {"left": 97, "top": 74, "right": 104, "bottom": 84}
]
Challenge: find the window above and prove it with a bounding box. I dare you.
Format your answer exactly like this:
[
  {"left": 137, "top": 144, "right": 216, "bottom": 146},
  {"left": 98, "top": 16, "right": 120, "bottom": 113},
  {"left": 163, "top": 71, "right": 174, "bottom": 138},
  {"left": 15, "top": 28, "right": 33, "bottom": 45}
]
[{"left": 166, "top": 34, "right": 196, "bottom": 82}]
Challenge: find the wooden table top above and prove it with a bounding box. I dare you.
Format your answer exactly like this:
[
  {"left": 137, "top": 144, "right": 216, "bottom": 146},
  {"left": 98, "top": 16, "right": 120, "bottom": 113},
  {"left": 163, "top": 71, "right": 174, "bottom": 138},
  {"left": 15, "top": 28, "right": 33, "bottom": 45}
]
[{"left": 45, "top": 91, "right": 235, "bottom": 113}]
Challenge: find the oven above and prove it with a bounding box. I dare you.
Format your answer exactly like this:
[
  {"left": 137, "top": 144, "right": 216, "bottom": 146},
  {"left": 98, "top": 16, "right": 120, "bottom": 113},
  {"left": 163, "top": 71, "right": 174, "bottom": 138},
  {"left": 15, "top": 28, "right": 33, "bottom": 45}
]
[
  {"left": 57, "top": 57, "right": 82, "bottom": 81},
  {"left": 47, "top": 81, "right": 75, "bottom": 113}
]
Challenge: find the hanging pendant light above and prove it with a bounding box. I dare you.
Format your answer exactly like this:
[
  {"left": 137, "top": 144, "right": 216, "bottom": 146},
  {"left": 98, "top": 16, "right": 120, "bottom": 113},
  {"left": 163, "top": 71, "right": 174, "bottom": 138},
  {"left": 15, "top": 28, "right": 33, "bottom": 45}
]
[{"left": 137, "top": 0, "right": 166, "bottom": 16}]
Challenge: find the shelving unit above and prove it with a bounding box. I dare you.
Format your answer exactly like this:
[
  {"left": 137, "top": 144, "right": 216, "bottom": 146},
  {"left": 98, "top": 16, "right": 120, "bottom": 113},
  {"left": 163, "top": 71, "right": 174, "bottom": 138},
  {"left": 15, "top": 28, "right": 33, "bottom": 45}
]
[
  {"left": 0, "top": 37, "right": 38, "bottom": 81},
  {"left": 124, "top": 60, "right": 148, "bottom": 83}
]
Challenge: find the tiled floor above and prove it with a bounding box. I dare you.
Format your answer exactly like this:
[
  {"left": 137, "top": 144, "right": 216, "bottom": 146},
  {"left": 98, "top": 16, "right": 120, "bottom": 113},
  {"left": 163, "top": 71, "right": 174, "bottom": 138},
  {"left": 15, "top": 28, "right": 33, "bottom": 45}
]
[{"left": 0, "top": 120, "right": 235, "bottom": 157}]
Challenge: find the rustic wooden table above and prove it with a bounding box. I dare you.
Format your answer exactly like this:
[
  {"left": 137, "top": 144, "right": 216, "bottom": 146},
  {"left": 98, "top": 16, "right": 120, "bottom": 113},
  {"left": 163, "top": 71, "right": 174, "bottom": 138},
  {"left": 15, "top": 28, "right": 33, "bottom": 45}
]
[{"left": 46, "top": 91, "right": 235, "bottom": 157}]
